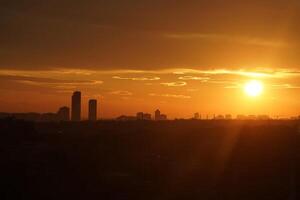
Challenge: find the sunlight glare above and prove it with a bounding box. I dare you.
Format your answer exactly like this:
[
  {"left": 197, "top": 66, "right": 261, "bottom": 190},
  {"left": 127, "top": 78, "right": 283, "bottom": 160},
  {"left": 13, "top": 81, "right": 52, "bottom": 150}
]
[{"left": 244, "top": 80, "right": 263, "bottom": 97}]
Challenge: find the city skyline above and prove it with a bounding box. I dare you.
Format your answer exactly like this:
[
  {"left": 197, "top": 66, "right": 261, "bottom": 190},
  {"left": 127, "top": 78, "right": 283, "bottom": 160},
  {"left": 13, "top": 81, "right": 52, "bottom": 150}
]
[
  {"left": 1, "top": 90, "right": 297, "bottom": 121},
  {"left": 2, "top": 1, "right": 300, "bottom": 118}
]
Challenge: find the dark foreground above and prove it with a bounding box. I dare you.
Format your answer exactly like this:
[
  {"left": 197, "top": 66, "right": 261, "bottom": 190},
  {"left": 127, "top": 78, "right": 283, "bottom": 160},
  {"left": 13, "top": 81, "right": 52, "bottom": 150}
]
[{"left": 0, "top": 119, "right": 298, "bottom": 200}]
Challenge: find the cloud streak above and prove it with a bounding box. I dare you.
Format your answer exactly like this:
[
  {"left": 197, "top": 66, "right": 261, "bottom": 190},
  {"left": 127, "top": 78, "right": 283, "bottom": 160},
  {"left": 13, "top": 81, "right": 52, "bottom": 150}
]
[
  {"left": 0, "top": 74, "right": 103, "bottom": 93},
  {"left": 271, "top": 84, "right": 300, "bottom": 89},
  {"left": 149, "top": 93, "right": 191, "bottom": 99},
  {"left": 112, "top": 76, "right": 160, "bottom": 81},
  {"left": 160, "top": 81, "right": 187, "bottom": 87},
  {"left": 109, "top": 90, "right": 133, "bottom": 96},
  {"left": 2, "top": 68, "right": 300, "bottom": 79},
  {"left": 178, "top": 76, "right": 210, "bottom": 81}
]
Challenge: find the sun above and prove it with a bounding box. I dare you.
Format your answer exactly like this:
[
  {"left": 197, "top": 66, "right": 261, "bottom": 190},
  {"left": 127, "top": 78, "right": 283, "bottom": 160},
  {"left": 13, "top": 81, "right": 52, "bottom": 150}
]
[{"left": 244, "top": 80, "right": 263, "bottom": 97}]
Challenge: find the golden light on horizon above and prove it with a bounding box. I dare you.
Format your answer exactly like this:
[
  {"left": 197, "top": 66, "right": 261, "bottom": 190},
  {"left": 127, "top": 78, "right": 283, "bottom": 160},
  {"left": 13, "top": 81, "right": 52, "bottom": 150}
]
[{"left": 244, "top": 80, "right": 264, "bottom": 97}]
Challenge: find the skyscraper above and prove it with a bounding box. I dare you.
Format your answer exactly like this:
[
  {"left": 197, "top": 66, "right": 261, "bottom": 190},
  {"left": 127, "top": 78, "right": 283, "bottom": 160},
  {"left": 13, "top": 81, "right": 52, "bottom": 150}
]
[
  {"left": 71, "top": 91, "right": 81, "bottom": 121},
  {"left": 88, "top": 99, "right": 97, "bottom": 121}
]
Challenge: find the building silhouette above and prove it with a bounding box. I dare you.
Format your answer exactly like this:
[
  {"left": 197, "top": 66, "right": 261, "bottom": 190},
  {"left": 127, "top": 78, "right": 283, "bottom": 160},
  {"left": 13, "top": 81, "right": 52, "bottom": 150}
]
[
  {"left": 88, "top": 99, "right": 97, "bottom": 121},
  {"left": 194, "top": 112, "right": 200, "bottom": 119},
  {"left": 116, "top": 115, "right": 137, "bottom": 121},
  {"left": 160, "top": 114, "right": 167, "bottom": 120},
  {"left": 143, "top": 113, "right": 152, "bottom": 120},
  {"left": 41, "top": 113, "right": 59, "bottom": 121},
  {"left": 136, "top": 112, "right": 152, "bottom": 120},
  {"left": 154, "top": 109, "right": 167, "bottom": 121},
  {"left": 215, "top": 115, "right": 225, "bottom": 120},
  {"left": 71, "top": 91, "right": 81, "bottom": 121},
  {"left": 257, "top": 115, "right": 270, "bottom": 120},
  {"left": 155, "top": 109, "right": 161, "bottom": 120},
  {"left": 136, "top": 112, "right": 144, "bottom": 120},
  {"left": 225, "top": 114, "right": 232, "bottom": 120},
  {"left": 57, "top": 106, "right": 70, "bottom": 121}
]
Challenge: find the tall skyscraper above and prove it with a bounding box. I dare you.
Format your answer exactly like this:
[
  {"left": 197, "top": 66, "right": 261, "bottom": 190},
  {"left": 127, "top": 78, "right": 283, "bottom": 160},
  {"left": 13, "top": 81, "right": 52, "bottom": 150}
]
[
  {"left": 57, "top": 106, "right": 70, "bottom": 121},
  {"left": 88, "top": 99, "right": 97, "bottom": 121},
  {"left": 71, "top": 91, "right": 81, "bottom": 121}
]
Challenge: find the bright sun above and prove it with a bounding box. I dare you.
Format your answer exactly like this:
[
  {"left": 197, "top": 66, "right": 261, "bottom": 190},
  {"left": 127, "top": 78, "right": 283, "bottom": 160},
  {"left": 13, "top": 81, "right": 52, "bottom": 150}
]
[{"left": 244, "top": 80, "right": 263, "bottom": 97}]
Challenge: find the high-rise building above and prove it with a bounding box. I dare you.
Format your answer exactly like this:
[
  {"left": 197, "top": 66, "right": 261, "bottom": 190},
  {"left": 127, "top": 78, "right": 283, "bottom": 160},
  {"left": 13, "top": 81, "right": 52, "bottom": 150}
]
[
  {"left": 154, "top": 109, "right": 167, "bottom": 120},
  {"left": 194, "top": 112, "right": 200, "bottom": 119},
  {"left": 88, "top": 99, "right": 97, "bottom": 121},
  {"left": 57, "top": 106, "right": 70, "bottom": 121},
  {"left": 155, "top": 109, "right": 161, "bottom": 121},
  {"left": 71, "top": 91, "right": 81, "bottom": 121}
]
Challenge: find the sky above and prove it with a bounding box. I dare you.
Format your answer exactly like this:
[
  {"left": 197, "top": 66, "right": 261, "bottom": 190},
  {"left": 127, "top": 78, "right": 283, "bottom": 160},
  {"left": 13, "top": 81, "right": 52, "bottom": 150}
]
[{"left": 1, "top": 0, "right": 300, "bottom": 119}]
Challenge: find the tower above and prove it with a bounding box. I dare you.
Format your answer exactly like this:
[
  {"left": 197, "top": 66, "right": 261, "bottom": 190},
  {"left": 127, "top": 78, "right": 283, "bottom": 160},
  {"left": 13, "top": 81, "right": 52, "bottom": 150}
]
[
  {"left": 71, "top": 91, "right": 81, "bottom": 121},
  {"left": 88, "top": 99, "right": 97, "bottom": 121}
]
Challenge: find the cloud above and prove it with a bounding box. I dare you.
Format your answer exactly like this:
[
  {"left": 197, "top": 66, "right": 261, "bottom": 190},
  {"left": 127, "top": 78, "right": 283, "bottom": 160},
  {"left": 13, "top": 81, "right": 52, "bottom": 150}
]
[
  {"left": 17, "top": 79, "right": 103, "bottom": 87},
  {"left": 178, "top": 76, "right": 210, "bottom": 81},
  {"left": 0, "top": 74, "right": 103, "bottom": 91},
  {"left": 109, "top": 90, "right": 133, "bottom": 96},
  {"left": 187, "top": 88, "right": 199, "bottom": 92},
  {"left": 224, "top": 85, "right": 241, "bottom": 89},
  {"left": 0, "top": 74, "right": 102, "bottom": 85},
  {"left": 149, "top": 93, "right": 191, "bottom": 99},
  {"left": 2, "top": 68, "right": 300, "bottom": 79},
  {"left": 112, "top": 76, "right": 160, "bottom": 81},
  {"left": 160, "top": 81, "right": 187, "bottom": 87},
  {"left": 172, "top": 68, "right": 300, "bottom": 79},
  {"left": 271, "top": 84, "right": 300, "bottom": 89},
  {"left": 52, "top": 69, "right": 95, "bottom": 76}
]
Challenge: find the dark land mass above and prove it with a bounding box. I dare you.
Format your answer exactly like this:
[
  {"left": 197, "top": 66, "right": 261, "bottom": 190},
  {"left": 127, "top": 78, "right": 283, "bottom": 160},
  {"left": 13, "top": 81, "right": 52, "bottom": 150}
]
[{"left": 0, "top": 119, "right": 298, "bottom": 200}]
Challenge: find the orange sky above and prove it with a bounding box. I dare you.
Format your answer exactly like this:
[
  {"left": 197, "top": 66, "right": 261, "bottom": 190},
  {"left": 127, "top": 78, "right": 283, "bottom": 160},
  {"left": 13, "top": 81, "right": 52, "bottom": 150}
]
[
  {"left": 1, "top": 68, "right": 300, "bottom": 119},
  {"left": 1, "top": 1, "right": 300, "bottom": 118}
]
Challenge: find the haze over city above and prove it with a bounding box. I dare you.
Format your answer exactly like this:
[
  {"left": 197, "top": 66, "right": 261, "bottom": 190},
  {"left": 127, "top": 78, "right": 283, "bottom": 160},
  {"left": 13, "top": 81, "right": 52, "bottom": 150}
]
[{"left": 2, "top": 1, "right": 300, "bottom": 118}]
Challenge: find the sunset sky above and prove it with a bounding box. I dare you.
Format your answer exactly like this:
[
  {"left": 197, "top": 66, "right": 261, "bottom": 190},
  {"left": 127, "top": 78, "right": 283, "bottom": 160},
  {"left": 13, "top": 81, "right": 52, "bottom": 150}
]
[{"left": 1, "top": 0, "right": 300, "bottom": 119}]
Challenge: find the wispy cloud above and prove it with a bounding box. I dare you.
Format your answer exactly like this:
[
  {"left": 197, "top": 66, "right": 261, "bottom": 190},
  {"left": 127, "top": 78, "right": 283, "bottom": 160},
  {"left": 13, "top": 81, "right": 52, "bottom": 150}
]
[
  {"left": 0, "top": 74, "right": 103, "bottom": 87},
  {"left": 186, "top": 88, "right": 199, "bottom": 92},
  {"left": 2, "top": 68, "right": 300, "bottom": 79},
  {"left": 149, "top": 93, "right": 191, "bottom": 99},
  {"left": 271, "top": 84, "right": 300, "bottom": 89},
  {"left": 199, "top": 69, "right": 278, "bottom": 78},
  {"left": 160, "top": 81, "right": 187, "bottom": 87},
  {"left": 178, "top": 76, "right": 210, "bottom": 81},
  {"left": 172, "top": 68, "right": 300, "bottom": 79},
  {"left": 112, "top": 76, "right": 160, "bottom": 81},
  {"left": 109, "top": 90, "right": 133, "bottom": 96},
  {"left": 52, "top": 69, "right": 95, "bottom": 76},
  {"left": 15, "top": 80, "right": 103, "bottom": 89}
]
